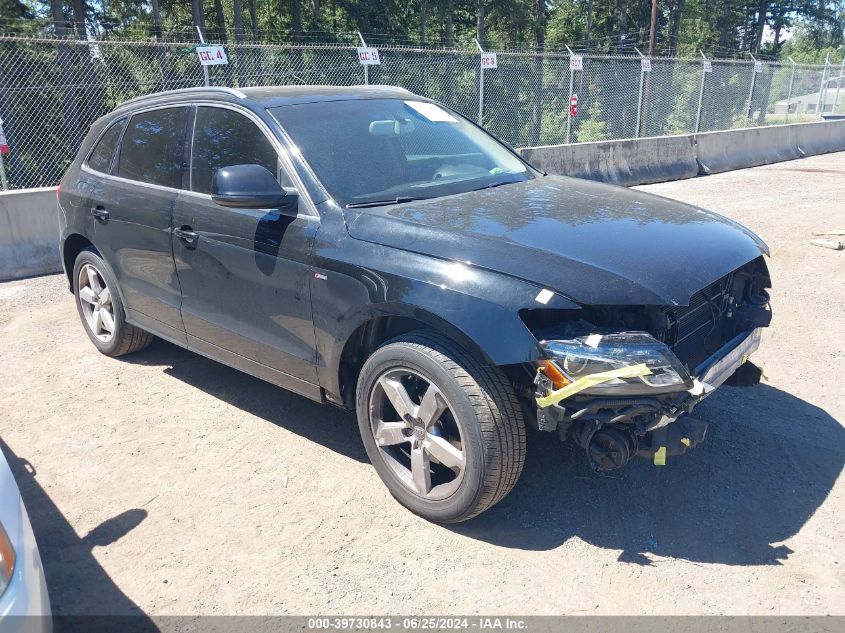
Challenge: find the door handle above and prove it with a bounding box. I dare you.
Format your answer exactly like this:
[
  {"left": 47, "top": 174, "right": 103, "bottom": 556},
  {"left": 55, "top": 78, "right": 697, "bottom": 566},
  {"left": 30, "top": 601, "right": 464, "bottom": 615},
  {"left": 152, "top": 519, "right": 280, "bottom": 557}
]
[
  {"left": 90, "top": 206, "right": 109, "bottom": 221},
  {"left": 174, "top": 226, "right": 198, "bottom": 247}
]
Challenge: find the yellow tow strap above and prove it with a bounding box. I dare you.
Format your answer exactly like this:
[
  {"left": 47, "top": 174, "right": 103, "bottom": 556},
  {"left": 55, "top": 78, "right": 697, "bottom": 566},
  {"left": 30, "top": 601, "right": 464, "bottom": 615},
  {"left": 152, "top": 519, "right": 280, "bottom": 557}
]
[{"left": 535, "top": 363, "right": 652, "bottom": 408}]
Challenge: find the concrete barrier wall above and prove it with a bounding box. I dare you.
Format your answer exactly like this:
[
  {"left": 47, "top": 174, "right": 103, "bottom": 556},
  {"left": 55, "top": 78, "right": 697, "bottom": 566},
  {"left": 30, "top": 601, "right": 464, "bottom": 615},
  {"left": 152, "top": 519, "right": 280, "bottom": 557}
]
[
  {"left": 694, "top": 124, "right": 804, "bottom": 174},
  {"left": 792, "top": 120, "right": 845, "bottom": 155},
  {"left": 520, "top": 134, "right": 699, "bottom": 187},
  {"left": 519, "top": 119, "right": 845, "bottom": 184},
  {"left": 0, "top": 187, "right": 61, "bottom": 282}
]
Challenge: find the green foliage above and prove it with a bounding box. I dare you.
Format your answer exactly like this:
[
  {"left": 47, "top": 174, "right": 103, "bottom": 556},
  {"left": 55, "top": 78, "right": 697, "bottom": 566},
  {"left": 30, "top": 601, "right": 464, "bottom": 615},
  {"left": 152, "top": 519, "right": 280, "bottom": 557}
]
[
  {"left": 780, "top": 19, "right": 845, "bottom": 64},
  {"left": 539, "top": 108, "right": 568, "bottom": 144},
  {"left": 575, "top": 101, "right": 610, "bottom": 141},
  {"left": 1, "top": 0, "right": 839, "bottom": 190},
  {"left": 1, "top": 0, "right": 841, "bottom": 61}
]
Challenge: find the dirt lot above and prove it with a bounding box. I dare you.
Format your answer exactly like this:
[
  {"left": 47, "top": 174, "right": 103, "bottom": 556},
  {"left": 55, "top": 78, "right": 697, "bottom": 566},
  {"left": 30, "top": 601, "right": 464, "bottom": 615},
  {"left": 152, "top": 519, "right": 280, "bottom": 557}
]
[{"left": 1, "top": 153, "right": 844, "bottom": 617}]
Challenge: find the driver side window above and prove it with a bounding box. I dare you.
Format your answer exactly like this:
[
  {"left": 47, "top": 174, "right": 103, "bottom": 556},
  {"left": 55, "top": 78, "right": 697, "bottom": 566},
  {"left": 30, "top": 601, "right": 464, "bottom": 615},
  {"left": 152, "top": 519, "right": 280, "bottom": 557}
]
[{"left": 190, "top": 106, "right": 282, "bottom": 195}]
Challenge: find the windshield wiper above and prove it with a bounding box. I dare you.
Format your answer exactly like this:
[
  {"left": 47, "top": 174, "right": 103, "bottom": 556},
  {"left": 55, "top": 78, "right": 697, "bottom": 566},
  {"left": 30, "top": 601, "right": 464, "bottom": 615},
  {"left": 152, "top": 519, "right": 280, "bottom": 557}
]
[
  {"left": 346, "top": 196, "right": 430, "bottom": 209},
  {"left": 469, "top": 178, "right": 522, "bottom": 193}
]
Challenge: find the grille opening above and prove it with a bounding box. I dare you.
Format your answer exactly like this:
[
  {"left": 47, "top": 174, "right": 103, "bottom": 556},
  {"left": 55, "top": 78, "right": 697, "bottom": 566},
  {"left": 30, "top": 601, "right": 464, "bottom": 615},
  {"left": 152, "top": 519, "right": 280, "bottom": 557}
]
[
  {"left": 662, "top": 273, "right": 736, "bottom": 369},
  {"left": 520, "top": 257, "right": 771, "bottom": 374}
]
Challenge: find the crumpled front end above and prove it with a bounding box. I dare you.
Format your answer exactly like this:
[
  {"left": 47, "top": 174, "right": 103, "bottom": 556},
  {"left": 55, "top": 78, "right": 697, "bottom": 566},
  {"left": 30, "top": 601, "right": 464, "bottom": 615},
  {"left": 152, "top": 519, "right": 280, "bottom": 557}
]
[{"left": 528, "top": 256, "right": 772, "bottom": 471}]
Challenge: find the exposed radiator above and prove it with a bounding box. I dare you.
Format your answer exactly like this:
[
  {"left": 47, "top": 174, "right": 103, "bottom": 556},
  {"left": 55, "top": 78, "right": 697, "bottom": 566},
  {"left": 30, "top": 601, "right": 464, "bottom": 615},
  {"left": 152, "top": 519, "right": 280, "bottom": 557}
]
[{"left": 664, "top": 272, "right": 735, "bottom": 369}]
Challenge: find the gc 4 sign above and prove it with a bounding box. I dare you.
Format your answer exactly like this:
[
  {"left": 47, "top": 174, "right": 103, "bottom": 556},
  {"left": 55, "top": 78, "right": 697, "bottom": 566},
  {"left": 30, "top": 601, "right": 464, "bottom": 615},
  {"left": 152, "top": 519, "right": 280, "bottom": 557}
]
[
  {"left": 754, "top": 60, "right": 763, "bottom": 73},
  {"left": 480, "top": 52, "right": 497, "bottom": 69},
  {"left": 641, "top": 58, "right": 652, "bottom": 72},
  {"left": 357, "top": 47, "right": 381, "bottom": 65},
  {"left": 196, "top": 46, "right": 228, "bottom": 66},
  {"left": 569, "top": 55, "right": 583, "bottom": 71},
  {"left": 703, "top": 59, "right": 713, "bottom": 73}
]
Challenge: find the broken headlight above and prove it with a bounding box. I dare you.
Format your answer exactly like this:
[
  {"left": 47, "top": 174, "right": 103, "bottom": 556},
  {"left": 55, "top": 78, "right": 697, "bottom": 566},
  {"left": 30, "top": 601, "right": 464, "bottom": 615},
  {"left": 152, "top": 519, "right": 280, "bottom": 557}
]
[{"left": 541, "top": 332, "right": 692, "bottom": 396}]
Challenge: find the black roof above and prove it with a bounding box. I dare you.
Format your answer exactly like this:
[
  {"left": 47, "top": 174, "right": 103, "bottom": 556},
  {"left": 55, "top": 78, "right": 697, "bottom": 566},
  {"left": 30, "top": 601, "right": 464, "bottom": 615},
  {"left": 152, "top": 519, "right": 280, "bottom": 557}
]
[{"left": 113, "top": 84, "right": 418, "bottom": 114}]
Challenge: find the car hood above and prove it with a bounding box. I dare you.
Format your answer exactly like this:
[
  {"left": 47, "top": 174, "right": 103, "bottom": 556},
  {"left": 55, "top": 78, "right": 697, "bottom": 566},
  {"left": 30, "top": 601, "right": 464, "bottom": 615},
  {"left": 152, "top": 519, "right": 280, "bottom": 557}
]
[{"left": 344, "top": 175, "right": 768, "bottom": 306}]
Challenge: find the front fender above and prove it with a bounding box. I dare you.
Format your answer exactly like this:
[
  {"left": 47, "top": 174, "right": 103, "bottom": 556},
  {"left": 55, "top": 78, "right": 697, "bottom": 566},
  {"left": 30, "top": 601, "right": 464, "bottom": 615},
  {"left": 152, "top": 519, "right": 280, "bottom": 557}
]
[{"left": 311, "top": 235, "right": 579, "bottom": 398}]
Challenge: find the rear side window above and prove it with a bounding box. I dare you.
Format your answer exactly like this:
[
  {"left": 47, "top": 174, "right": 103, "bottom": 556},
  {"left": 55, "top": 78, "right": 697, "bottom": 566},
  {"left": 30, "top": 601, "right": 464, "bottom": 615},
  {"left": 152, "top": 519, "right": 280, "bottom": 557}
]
[
  {"left": 190, "top": 106, "right": 279, "bottom": 194},
  {"left": 117, "top": 107, "right": 187, "bottom": 188},
  {"left": 87, "top": 119, "right": 125, "bottom": 173}
]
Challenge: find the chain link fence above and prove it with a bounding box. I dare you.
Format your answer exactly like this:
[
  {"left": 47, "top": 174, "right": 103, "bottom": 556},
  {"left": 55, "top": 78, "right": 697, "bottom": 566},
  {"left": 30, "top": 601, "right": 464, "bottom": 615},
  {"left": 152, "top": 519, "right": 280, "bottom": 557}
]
[{"left": 0, "top": 34, "right": 838, "bottom": 190}]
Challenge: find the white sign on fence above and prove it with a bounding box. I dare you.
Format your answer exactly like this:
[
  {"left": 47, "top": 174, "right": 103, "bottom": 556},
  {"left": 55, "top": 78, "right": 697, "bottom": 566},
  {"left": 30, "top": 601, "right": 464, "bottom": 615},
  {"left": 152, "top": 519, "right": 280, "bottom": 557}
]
[
  {"left": 357, "top": 47, "right": 381, "bottom": 65},
  {"left": 569, "top": 55, "right": 583, "bottom": 71},
  {"left": 641, "top": 58, "right": 652, "bottom": 72},
  {"left": 754, "top": 60, "right": 763, "bottom": 73},
  {"left": 703, "top": 59, "right": 713, "bottom": 73},
  {"left": 196, "top": 46, "right": 228, "bottom": 66},
  {"left": 480, "top": 52, "right": 497, "bottom": 69}
]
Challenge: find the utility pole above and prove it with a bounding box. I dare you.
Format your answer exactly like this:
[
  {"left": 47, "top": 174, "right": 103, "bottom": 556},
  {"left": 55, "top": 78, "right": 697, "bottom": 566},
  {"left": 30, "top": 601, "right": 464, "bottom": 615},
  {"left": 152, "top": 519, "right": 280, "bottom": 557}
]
[{"left": 648, "top": 0, "right": 658, "bottom": 56}]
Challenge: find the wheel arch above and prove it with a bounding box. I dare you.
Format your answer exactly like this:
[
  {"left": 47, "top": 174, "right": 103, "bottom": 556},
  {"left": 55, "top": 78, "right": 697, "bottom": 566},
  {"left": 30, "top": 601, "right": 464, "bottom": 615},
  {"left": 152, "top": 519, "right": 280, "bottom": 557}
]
[
  {"left": 61, "top": 233, "right": 96, "bottom": 291},
  {"left": 333, "top": 307, "right": 499, "bottom": 410},
  {"left": 61, "top": 233, "right": 129, "bottom": 314}
]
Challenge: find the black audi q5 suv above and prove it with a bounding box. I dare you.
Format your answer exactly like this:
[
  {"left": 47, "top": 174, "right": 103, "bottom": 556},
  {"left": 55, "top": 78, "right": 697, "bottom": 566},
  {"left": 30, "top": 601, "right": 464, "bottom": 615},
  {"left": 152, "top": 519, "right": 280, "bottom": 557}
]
[{"left": 58, "top": 85, "right": 772, "bottom": 522}]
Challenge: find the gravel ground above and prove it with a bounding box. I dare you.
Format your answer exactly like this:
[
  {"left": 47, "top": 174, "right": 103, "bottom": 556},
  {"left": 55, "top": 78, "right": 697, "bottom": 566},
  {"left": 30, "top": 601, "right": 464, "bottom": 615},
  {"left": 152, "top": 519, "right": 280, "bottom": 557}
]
[{"left": 1, "top": 153, "right": 844, "bottom": 617}]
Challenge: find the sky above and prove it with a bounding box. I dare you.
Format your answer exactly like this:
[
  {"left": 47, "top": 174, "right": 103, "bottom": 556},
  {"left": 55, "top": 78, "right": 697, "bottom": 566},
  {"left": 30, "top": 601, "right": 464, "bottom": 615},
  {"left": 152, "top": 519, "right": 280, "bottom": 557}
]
[{"left": 763, "top": 23, "right": 794, "bottom": 44}]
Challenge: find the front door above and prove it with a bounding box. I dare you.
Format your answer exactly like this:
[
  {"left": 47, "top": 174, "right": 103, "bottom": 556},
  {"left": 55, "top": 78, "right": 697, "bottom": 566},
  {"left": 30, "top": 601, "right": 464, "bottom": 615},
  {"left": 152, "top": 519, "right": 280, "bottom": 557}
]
[
  {"left": 90, "top": 106, "right": 190, "bottom": 345},
  {"left": 171, "top": 105, "right": 319, "bottom": 392}
]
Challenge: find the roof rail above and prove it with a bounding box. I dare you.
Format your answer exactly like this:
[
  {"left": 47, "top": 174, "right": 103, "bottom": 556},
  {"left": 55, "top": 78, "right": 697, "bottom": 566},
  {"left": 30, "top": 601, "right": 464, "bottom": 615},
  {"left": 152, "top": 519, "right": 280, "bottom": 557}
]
[
  {"left": 352, "top": 84, "right": 414, "bottom": 93},
  {"left": 116, "top": 86, "right": 247, "bottom": 109}
]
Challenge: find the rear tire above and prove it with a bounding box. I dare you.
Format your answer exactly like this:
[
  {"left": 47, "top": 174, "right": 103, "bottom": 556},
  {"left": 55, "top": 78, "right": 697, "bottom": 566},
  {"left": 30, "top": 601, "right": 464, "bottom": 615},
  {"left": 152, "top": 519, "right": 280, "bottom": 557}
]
[
  {"left": 356, "top": 331, "right": 526, "bottom": 523},
  {"left": 73, "top": 248, "right": 153, "bottom": 357}
]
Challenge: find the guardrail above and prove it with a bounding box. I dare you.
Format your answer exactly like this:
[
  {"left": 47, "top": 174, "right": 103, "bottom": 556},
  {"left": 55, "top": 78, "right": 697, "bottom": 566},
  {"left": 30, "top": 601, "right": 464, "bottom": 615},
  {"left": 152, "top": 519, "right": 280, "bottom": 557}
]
[{"left": 519, "top": 119, "right": 845, "bottom": 186}]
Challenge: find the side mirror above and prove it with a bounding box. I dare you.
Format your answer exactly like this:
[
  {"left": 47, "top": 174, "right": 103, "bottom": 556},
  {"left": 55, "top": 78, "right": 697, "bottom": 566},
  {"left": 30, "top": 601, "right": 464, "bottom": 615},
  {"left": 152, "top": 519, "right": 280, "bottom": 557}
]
[{"left": 211, "top": 164, "right": 295, "bottom": 211}]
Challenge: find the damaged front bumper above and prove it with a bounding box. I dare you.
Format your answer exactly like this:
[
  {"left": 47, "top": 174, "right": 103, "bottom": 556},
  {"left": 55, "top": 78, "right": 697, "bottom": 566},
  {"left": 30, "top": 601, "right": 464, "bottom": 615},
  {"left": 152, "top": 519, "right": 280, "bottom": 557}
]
[{"left": 534, "top": 328, "right": 764, "bottom": 470}]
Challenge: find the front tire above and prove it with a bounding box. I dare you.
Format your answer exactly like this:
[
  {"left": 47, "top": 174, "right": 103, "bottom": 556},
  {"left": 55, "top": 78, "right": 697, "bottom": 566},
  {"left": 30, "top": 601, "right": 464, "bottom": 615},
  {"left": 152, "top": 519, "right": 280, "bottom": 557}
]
[
  {"left": 356, "top": 332, "right": 526, "bottom": 523},
  {"left": 73, "top": 248, "right": 153, "bottom": 357}
]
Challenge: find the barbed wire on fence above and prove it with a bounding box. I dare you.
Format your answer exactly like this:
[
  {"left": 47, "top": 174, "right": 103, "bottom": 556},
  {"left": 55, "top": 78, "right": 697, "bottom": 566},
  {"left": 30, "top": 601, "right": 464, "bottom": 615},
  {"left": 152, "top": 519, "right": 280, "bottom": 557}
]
[{"left": 0, "top": 34, "right": 837, "bottom": 190}]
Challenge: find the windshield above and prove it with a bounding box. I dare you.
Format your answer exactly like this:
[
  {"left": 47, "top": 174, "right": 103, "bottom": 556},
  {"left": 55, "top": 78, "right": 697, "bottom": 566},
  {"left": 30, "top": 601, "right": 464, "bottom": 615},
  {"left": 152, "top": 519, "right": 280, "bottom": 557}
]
[{"left": 269, "top": 99, "right": 533, "bottom": 207}]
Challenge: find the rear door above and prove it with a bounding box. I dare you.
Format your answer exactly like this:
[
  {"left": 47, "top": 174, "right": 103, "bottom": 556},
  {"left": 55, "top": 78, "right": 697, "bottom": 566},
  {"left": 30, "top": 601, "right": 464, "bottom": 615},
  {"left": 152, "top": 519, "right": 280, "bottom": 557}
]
[
  {"left": 88, "top": 106, "right": 190, "bottom": 345},
  {"left": 171, "top": 104, "right": 319, "bottom": 393},
  {"left": 68, "top": 116, "right": 126, "bottom": 260}
]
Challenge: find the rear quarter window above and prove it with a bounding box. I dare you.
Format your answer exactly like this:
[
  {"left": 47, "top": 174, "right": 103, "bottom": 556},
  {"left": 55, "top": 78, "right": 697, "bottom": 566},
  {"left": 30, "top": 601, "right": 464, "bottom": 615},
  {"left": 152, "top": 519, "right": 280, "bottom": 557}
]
[
  {"left": 117, "top": 107, "right": 187, "bottom": 188},
  {"left": 87, "top": 119, "right": 125, "bottom": 173}
]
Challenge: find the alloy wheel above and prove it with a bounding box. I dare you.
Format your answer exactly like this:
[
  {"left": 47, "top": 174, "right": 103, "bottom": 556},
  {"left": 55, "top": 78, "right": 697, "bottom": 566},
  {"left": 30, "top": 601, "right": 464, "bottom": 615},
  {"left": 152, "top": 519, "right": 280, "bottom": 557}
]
[
  {"left": 368, "top": 368, "right": 466, "bottom": 501},
  {"left": 77, "top": 263, "right": 116, "bottom": 343}
]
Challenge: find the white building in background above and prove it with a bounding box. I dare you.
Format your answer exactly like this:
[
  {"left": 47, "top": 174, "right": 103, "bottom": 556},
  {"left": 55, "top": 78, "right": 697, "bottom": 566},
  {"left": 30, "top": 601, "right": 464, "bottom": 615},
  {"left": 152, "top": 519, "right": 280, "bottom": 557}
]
[{"left": 775, "top": 89, "right": 842, "bottom": 115}]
